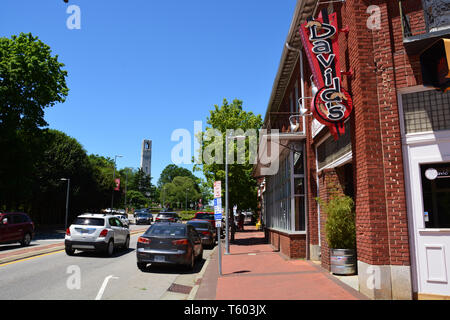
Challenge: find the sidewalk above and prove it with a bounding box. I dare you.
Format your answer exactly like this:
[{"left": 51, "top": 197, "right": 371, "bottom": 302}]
[
  {"left": 195, "top": 225, "right": 368, "bottom": 300},
  {"left": 0, "top": 225, "right": 148, "bottom": 265}
]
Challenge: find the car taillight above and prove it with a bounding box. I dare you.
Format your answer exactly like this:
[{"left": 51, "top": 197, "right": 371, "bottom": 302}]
[
  {"left": 201, "top": 231, "right": 211, "bottom": 235},
  {"left": 138, "top": 237, "right": 151, "bottom": 244},
  {"left": 172, "top": 239, "right": 189, "bottom": 245},
  {"left": 99, "top": 229, "right": 108, "bottom": 237},
  {"left": 66, "top": 228, "right": 70, "bottom": 236}
]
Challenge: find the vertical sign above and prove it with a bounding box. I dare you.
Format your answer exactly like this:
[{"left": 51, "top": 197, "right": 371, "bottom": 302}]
[
  {"left": 114, "top": 178, "right": 120, "bottom": 191},
  {"left": 299, "top": 8, "right": 353, "bottom": 140},
  {"left": 214, "top": 181, "right": 222, "bottom": 275}
]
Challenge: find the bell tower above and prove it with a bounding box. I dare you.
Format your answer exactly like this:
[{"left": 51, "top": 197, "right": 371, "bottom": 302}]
[{"left": 140, "top": 139, "right": 152, "bottom": 178}]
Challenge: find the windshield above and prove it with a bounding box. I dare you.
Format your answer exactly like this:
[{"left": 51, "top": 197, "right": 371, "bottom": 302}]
[
  {"left": 145, "top": 224, "right": 186, "bottom": 237},
  {"left": 73, "top": 218, "right": 104, "bottom": 226}
]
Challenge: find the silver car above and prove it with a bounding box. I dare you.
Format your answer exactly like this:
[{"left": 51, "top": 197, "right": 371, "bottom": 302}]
[{"left": 65, "top": 213, "right": 130, "bottom": 256}]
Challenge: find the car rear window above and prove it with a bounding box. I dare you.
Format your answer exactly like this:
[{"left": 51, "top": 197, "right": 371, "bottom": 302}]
[
  {"left": 195, "top": 213, "right": 214, "bottom": 219},
  {"left": 158, "top": 213, "right": 177, "bottom": 218},
  {"left": 145, "top": 224, "right": 186, "bottom": 237},
  {"left": 188, "top": 221, "right": 210, "bottom": 229},
  {"left": 73, "top": 218, "right": 104, "bottom": 226}
]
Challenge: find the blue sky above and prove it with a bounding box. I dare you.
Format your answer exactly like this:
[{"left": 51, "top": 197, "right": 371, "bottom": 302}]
[{"left": 0, "top": 0, "right": 296, "bottom": 183}]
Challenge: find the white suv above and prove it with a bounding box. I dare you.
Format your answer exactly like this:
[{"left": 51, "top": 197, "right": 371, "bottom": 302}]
[{"left": 65, "top": 213, "right": 130, "bottom": 256}]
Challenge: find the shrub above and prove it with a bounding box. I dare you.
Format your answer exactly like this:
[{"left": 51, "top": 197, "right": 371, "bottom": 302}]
[{"left": 317, "top": 194, "right": 356, "bottom": 249}]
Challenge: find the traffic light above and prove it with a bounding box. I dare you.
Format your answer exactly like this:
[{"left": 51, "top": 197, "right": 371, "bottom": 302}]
[{"left": 420, "top": 38, "right": 450, "bottom": 92}]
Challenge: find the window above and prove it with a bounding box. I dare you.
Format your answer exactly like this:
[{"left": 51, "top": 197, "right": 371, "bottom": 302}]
[
  {"left": 73, "top": 218, "right": 104, "bottom": 226},
  {"left": 317, "top": 121, "right": 351, "bottom": 170},
  {"left": 421, "top": 162, "right": 450, "bottom": 228},
  {"left": 264, "top": 142, "right": 306, "bottom": 232},
  {"left": 422, "top": 0, "right": 450, "bottom": 31},
  {"left": 402, "top": 90, "right": 450, "bottom": 134}
]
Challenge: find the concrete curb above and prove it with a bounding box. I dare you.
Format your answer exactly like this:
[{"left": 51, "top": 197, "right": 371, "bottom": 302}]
[{"left": 0, "top": 228, "right": 147, "bottom": 266}]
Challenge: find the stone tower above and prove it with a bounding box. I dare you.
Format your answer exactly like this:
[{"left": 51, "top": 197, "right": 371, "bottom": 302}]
[{"left": 140, "top": 139, "right": 152, "bottom": 178}]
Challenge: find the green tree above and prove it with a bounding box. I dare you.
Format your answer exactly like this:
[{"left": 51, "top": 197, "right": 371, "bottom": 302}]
[
  {"left": 0, "top": 33, "right": 69, "bottom": 210},
  {"left": 195, "top": 98, "right": 263, "bottom": 214},
  {"left": 160, "top": 176, "right": 200, "bottom": 209},
  {"left": 158, "top": 164, "right": 200, "bottom": 191}
]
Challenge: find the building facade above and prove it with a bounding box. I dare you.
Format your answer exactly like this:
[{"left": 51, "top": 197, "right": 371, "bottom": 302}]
[{"left": 253, "top": 0, "right": 450, "bottom": 300}]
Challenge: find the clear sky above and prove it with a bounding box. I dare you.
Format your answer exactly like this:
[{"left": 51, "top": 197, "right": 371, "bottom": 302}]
[{"left": 0, "top": 0, "right": 296, "bottom": 183}]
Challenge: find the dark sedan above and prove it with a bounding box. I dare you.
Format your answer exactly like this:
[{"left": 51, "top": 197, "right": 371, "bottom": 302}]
[
  {"left": 135, "top": 213, "right": 153, "bottom": 225},
  {"left": 136, "top": 223, "right": 203, "bottom": 271},
  {"left": 154, "top": 212, "right": 181, "bottom": 223},
  {"left": 187, "top": 220, "right": 216, "bottom": 249}
]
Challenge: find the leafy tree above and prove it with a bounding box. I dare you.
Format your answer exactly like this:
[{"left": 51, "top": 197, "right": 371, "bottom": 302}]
[
  {"left": 195, "top": 98, "right": 262, "bottom": 212},
  {"left": 158, "top": 164, "right": 200, "bottom": 191},
  {"left": 126, "top": 190, "right": 148, "bottom": 208},
  {"left": 0, "top": 33, "right": 69, "bottom": 210},
  {"left": 160, "top": 176, "right": 200, "bottom": 209}
]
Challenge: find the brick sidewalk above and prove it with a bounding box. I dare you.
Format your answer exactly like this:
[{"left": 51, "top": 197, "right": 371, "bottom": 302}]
[{"left": 195, "top": 225, "right": 368, "bottom": 300}]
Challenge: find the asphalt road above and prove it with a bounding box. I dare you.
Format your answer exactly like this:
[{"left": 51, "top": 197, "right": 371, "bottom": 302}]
[{"left": 0, "top": 230, "right": 214, "bottom": 300}]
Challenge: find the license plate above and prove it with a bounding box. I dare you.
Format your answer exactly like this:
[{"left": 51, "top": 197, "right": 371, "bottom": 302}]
[{"left": 154, "top": 255, "right": 165, "bottom": 262}]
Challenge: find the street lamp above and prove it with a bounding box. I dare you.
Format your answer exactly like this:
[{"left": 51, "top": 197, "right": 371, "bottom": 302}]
[
  {"left": 225, "top": 132, "right": 246, "bottom": 254},
  {"left": 111, "top": 155, "right": 123, "bottom": 211},
  {"left": 60, "top": 178, "right": 70, "bottom": 230}
]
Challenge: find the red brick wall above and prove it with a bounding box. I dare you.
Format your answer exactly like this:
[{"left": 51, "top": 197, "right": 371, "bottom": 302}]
[{"left": 268, "top": 229, "right": 306, "bottom": 259}]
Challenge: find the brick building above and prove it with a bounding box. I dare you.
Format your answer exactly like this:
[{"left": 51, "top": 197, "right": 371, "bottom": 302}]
[{"left": 253, "top": 0, "right": 450, "bottom": 299}]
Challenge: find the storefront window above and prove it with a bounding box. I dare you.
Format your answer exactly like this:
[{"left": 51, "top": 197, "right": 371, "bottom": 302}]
[
  {"left": 421, "top": 162, "right": 450, "bottom": 228},
  {"left": 264, "top": 142, "right": 306, "bottom": 232}
]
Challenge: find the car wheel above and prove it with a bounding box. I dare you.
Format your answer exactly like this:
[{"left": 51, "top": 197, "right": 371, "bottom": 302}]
[
  {"left": 196, "top": 248, "right": 203, "bottom": 262},
  {"left": 105, "top": 240, "right": 114, "bottom": 257},
  {"left": 186, "top": 251, "right": 195, "bottom": 271},
  {"left": 123, "top": 236, "right": 130, "bottom": 251},
  {"left": 20, "top": 233, "right": 32, "bottom": 246},
  {"left": 137, "top": 262, "right": 147, "bottom": 271},
  {"left": 65, "top": 246, "right": 75, "bottom": 256}
]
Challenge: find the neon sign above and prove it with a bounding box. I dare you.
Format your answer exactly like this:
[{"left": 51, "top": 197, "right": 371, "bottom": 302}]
[{"left": 299, "top": 9, "right": 353, "bottom": 140}]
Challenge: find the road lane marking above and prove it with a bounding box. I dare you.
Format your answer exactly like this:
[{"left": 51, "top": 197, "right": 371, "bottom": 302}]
[
  {"left": 0, "top": 250, "right": 65, "bottom": 267},
  {"left": 95, "top": 275, "right": 119, "bottom": 300}
]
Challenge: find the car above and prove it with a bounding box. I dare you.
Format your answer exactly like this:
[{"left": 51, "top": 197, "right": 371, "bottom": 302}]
[
  {"left": 134, "top": 208, "right": 149, "bottom": 217},
  {"left": 0, "top": 212, "right": 35, "bottom": 246},
  {"left": 193, "top": 212, "right": 216, "bottom": 229},
  {"left": 114, "top": 214, "right": 130, "bottom": 228},
  {"left": 135, "top": 213, "right": 153, "bottom": 225},
  {"left": 186, "top": 220, "right": 216, "bottom": 248},
  {"left": 154, "top": 212, "right": 181, "bottom": 223},
  {"left": 64, "top": 213, "right": 130, "bottom": 256},
  {"left": 136, "top": 222, "right": 203, "bottom": 271}
]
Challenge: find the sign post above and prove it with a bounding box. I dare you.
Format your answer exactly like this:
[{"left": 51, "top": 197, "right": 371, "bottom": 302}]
[{"left": 213, "top": 181, "right": 223, "bottom": 275}]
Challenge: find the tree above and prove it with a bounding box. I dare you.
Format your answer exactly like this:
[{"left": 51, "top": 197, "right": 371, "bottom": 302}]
[
  {"left": 158, "top": 164, "right": 200, "bottom": 191},
  {"left": 195, "top": 98, "right": 262, "bottom": 211},
  {"left": 0, "top": 33, "right": 69, "bottom": 210},
  {"left": 160, "top": 176, "right": 200, "bottom": 209}
]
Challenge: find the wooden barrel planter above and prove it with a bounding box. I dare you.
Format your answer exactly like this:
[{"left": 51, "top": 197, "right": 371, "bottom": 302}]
[{"left": 330, "top": 249, "right": 356, "bottom": 275}]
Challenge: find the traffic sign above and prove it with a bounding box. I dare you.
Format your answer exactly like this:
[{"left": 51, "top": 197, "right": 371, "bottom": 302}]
[{"left": 214, "top": 181, "right": 221, "bottom": 198}]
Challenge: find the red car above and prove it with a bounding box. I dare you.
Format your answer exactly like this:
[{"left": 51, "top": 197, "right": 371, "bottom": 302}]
[
  {"left": 0, "top": 212, "right": 35, "bottom": 246},
  {"left": 193, "top": 212, "right": 216, "bottom": 228}
]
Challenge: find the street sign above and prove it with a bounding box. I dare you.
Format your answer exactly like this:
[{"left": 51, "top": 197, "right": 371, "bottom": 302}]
[
  {"left": 214, "top": 181, "right": 221, "bottom": 198},
  {"left": 214, "top": 198, "right": 222, "bottom": 221},
  {"left": 215, "top": 220, "right": 222, "bottom": 228}
]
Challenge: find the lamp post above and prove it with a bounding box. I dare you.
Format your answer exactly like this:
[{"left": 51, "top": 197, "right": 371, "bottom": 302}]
[
  {"left": 111, "top": 155, "right": 123, "bottom": 211},
  {"left": 225, "top": 133, "right": 246, "bottom": 254},
  {"left": 60, "top": 178, "right": 70, "bottom": 230},
  {"left": 185, "top": 188, "right": 190, "bottom": 211}
]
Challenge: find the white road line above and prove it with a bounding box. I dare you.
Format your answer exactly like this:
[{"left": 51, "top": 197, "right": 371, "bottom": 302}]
[{"left": 95, "top": 275, "right": 119, "bottom": 300}]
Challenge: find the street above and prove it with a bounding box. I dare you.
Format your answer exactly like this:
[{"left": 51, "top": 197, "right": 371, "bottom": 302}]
[{"left": 0, "top": 229, "right": 214, "bottom": 300}]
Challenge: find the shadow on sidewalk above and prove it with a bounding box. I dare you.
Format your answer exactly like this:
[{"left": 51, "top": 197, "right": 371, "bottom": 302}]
[{"left": 231, "top": 237, "right": 267, "bottom": 246}]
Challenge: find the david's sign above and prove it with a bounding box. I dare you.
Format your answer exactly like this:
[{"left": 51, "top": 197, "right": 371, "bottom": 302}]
[{"left": 299, "top": 9, "right": 353, "bottom": 140}]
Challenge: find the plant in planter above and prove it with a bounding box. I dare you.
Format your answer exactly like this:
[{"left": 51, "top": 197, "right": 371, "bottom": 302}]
[{"left": 317, "top": 193, "right": 356, "bottom": 275}]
